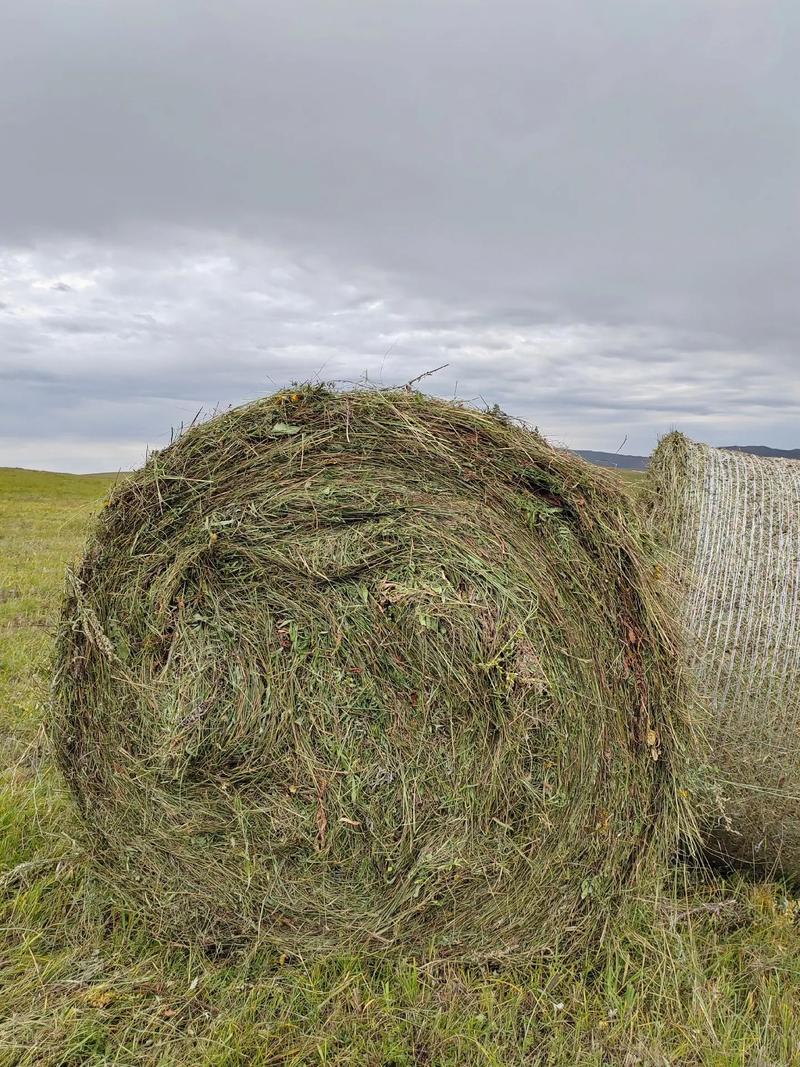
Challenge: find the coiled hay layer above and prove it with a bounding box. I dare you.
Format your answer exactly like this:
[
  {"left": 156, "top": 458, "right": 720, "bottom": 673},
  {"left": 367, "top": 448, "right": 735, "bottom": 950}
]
[
  {"left": 53, "top": 389, "right": 692, "bottom": 959},
  {"left": 649, "top": 433, "right": 800, "bottom": 874}
]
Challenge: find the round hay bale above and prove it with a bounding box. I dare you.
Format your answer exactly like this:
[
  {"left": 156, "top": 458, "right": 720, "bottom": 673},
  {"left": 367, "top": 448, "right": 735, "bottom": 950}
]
[
  {"left": 649, "top": 432, "right": 800, "bottom": 874},
  {"left": 53, "top": 388, "right": 694, "bottom": 959}
]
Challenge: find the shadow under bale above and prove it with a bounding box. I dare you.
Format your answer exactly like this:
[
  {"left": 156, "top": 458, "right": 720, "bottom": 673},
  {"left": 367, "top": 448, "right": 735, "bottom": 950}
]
[{"left": 52, "top": 388, "right": 696, "bottom": 960}]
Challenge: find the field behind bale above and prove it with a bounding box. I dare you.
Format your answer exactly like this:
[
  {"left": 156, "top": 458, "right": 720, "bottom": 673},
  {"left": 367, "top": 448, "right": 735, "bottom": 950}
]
[{"left": 2, "top": 465, "right": 800, "bottom": 1066}]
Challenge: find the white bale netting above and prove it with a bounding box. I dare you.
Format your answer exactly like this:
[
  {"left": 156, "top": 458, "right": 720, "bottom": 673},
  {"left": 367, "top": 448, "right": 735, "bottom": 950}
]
[{"left": 649, "top": 433, "right": 800, "bottom": 874}]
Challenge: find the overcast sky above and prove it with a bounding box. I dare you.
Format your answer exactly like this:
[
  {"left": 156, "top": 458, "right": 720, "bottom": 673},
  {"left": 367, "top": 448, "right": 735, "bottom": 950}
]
[{"left": 2, "top": 0, "right": 799, "bottom": 472}]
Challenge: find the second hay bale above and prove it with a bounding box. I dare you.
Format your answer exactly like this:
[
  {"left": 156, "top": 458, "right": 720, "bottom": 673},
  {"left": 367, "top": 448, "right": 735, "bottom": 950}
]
[{"left": 649, "top": 432, "right": 800, "bottom": 874}]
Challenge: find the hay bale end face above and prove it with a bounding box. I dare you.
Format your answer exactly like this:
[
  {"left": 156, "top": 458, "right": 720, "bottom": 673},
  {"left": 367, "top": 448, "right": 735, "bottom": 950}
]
[
  {"left": 649, "top": 432, "right": 800, "bottom": 875},
  {"left": 53, "top": 388, "right": 694, "bottom": 959}
]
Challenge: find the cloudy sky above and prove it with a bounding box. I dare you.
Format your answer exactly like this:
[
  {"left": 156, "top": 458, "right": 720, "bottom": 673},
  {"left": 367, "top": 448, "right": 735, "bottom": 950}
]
[{"left": 2, "top": 0, "right": 799, "bottom": 472}]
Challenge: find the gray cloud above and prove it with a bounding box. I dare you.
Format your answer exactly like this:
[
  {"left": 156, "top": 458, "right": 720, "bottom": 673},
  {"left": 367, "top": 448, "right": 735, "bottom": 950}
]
[
  {"left": 0, "top": 1, "right": 798, "bottom": 470},
  {"left": 2, "top": 239, "right": 798, "bottom": 472}
]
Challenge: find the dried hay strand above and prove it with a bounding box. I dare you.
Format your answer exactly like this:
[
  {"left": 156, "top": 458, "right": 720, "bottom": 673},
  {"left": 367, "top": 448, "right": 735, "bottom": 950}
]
[
  {"left": 52, "top": 388, "right": 695, "bottom": 960},
  {"left": 649, "top": 432, "right": 800, "bottom": 875}
]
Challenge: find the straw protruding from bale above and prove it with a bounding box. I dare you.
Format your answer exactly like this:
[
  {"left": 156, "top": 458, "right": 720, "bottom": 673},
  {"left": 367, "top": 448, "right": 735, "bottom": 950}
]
[
  {"left": 53, "top": 388, "right": 695, "bottom": 959},
  {"left": 649, "top": 432, "right": 800, "bottom": 875}
]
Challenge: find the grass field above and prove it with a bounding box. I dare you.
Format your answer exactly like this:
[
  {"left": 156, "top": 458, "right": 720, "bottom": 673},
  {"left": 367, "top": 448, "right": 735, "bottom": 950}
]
[{"left": 2, "top": 466, "right": 800, "bottom": 1066}]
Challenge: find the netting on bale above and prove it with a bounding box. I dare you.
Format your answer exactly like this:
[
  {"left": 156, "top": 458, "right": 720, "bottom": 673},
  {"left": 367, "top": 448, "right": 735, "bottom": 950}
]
[
  {"left": 649, "top": 432, "right": 800, "bottom": 875},
  {"left": 52, "top": 388, "right": 695, "bottom": 960}
]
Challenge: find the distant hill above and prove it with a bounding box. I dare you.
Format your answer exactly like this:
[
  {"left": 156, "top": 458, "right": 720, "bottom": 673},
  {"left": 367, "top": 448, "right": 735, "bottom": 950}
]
[
  {"left": 577, "top": 444, "right": 800, "bottom": 472},
  {"left": 721, "top": 445, "right": 800, "bottom": 460},
  {"left": 576, "top": 450, "right": 649, "bottom": 471}
]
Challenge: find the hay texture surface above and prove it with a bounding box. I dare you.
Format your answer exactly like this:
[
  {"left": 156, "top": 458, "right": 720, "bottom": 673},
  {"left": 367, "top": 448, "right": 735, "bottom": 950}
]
[
  {"left": 649, "top": 433, "right": 800, "bottom": 874},
  {"left": 53, "top": 389, "right": 692, "bottom": 959}
]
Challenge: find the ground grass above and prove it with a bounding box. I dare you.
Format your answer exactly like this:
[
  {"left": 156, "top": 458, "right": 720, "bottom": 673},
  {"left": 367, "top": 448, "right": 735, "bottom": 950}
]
[{"left": 3, "top": 465, "right": 800, "bottom": 1065}]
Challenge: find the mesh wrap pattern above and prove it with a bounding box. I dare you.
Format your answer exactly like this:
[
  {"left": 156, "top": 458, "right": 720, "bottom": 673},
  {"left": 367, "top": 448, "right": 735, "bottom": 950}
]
[{"left": 652, "top": 434, "right": 800, "bottom": 873}]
